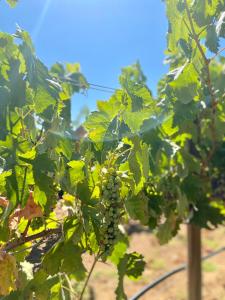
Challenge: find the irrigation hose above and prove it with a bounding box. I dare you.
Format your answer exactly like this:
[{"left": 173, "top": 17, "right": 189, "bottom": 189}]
[{"left": 129, "top": 246, "right": 225, "bottom": 300}]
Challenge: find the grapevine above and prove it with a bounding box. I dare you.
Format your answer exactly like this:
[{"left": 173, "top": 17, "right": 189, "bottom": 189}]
[{"left": 0, "top": 0, "right": 225, "bottom": 299}]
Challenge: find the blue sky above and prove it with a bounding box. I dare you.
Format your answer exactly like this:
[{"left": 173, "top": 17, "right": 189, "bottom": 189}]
[{"left": 0, "top": 0, "right": 168, "bottom": 121}]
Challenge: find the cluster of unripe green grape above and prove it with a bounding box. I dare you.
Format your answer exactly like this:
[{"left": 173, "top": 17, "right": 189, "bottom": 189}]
[
  {"left": 30, "top": 217, "right": 44, "bottom": 231},
  {"left": 143, "top": 181, "right": 162, "bottom": 198},
  {"left": 99, "top": 168, "right": 122, "bottom": 256}
]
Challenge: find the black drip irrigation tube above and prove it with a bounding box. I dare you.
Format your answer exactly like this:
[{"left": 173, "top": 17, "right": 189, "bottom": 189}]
[{"left": 129, "top": 246, "right": 225, "bottom": 300}]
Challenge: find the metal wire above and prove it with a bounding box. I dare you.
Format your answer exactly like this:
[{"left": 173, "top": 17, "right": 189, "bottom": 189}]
[
  {"left": 129, "top": 246, "right": 225, "bottom": 300},
  {"left": 60, "top": 76, "right": 118, "bottom": 93},
  {"left": 87, "top": 86, "right": 115, "bottom": 93},
  {"left": 87, "top": 82, "right": 117, "bottom": 91}
]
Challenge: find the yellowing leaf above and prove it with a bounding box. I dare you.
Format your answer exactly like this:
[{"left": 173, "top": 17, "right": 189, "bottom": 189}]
[{"left": 0, "top": 252, "right": 18, "bottom": 296}]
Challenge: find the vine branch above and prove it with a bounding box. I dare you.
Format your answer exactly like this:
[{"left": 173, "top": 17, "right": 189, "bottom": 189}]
[{"left": 3, "top": 227, "right": 61, "bottom": 252}]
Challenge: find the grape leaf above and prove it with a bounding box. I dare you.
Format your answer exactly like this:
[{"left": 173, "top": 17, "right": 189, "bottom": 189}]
[
  {"left": 6, "top": 0, "right": 18, "bottom": 7},
  {"left": 125, "top": 193, "right": 149, "bottom": 225},
  {"left": 205, "top": 25, "right": 219, "bottom": 53},
  {"left": 115, "top": 252, "right": 145, "bottom": 300},
  {"left": 0, "top": 252, "right": 18, "bottom": 296}
]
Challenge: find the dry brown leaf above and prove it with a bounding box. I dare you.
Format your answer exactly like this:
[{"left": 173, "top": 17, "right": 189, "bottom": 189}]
[
  {"left": 9, "top": 191, "right": 43, "bottom": 230},
  {"left": 0, "top": 197, "right": 9, "bottom": 208}
]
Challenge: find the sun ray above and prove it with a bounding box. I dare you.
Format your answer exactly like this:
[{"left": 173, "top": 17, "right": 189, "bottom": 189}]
[{"left": 32, "top": 0, "right": 52, "bottom": 41}]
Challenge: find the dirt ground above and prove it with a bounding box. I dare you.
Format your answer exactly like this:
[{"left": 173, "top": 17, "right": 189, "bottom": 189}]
[{"left": 83, "top": 225, "right": 225, "bottom": 300}]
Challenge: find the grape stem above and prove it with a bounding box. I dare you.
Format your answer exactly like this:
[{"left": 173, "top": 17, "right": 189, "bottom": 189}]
[{"left": 79, "top": 253, "right": 100, "bottom": 300}]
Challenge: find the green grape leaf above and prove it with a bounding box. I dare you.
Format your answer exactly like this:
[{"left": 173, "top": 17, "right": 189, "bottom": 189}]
[
  {"left": 42, "top": 241, "right": 86, "bottom": 281},
  {"left": 157, "top": 214, "right": 179, "bottom": 245},
  {"left": 205, "top": 25, "right": 219, "bottom": 53},
  {"left": 68, "top": 160, "right": 85, "bottom": 183},
  {"left": 192, "top": 0, "right": 220, "bottom": 28},
  {"left": 34, "top": 279, "right": 55, "bottom": 300},
  {"left": 0, "top": 224, "right": 10, "bottom": 242},
  {"left": 84, "top": 111, "right": 110, "bottom": 145},
  {"left": 20, "top": 153, "right": 55, "bottom": 207},
  {"left": 166, "top": 0, "right": 189, "bottom": 54},
  {"left": 102, "top": 116, "right": 119, "bottom": 152},
  {"left": 123, "top": 110, "right": 150, "bottom": 133},
  {"left": 97, "top": 90, "right": 125, "bottom": 117},
  {"left": 61, "top": 243, "right": 86, "bottom": 281},
  {"left": 26, "top": 271, "right": 58, "bottom": 300},
  {"left": 7, "top": 59, "right": 26, "bottom": 108},
  {"left": 192, "top": 199, "right": 225, "bottom": 228},
  {"left": 16, "top": 26, "right": 34, "bottom": 52},
  {"left": 115, "top": 252, "right": 145, "bottom": 300},
  {"left": 42, "top": 242, "right": 64, "bottom": 276},
  {"left": 33, "top": 86, "right": 56, "bottom": 114},
  {"left": 125, "top": 194, "right": 149, "bottom": 225},
  {"left": 131, "top": 93, "right": 143, "bottom": 112},
  {"left": 128, "top": 151, "right": 142, "bottom": 185},
  {"left": 119, "top": 61, "right": 147, "bottom": 87},
  {"left": 178, "top": 38, "right": 192, "bottom": 59},
  {"left": 55, "top": 136, "right": 72, "bottom": 160},
  {"left": 109, "top": 236, "right": 129, "bottom": 266},
  {"left": 33, "top": 185, "right": 47, "bottom": 207},
  {"left": 0, "top": 170, "right": 12, "bottom": 193},
  {"left": 137, "top": 142, "right": 150, "bottom": 180},
  {"left": 169, "top": 63, "right": 199, "bottom": 104},
  {"left": 63, "top": 216, "right": 83, "bottom": 243}
]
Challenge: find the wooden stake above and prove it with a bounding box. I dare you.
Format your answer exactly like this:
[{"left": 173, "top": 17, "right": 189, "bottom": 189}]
[{"left": 187, "top": 224, "right": 202, "bottom": 300}]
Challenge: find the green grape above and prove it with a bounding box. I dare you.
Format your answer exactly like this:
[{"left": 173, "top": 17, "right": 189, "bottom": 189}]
[
  {"left": 107, "top": 227, "right": 114, "bottom": 233},
  {"left": 103, "top": 237, "right": 109, "bottom": 243},
  {"left": 109, "top": 178, "right": 114, "bottom": 184},
  {"left": 113, "top": 184, "right": 119, "bottom": 191},
  {"left": 103, "top": 190, "right": 109, "bottom": 197},
  {"left": 114, "top": 176, "right": 120, "bottom": 183},
  {"left": 107, "top": 183, "right": 113, "bottom": 190},
  {"left": 115, "top": 209, "right": 121, "bottom": 216},
  {"left": 108, "top": 167, "right": 115, "bottom": 174},
  {"left": 112, "top": 193, "right": 117, "bottom": 199},
  {"left": 108, "top": 216, "right": 115, "bottom": 222}
]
